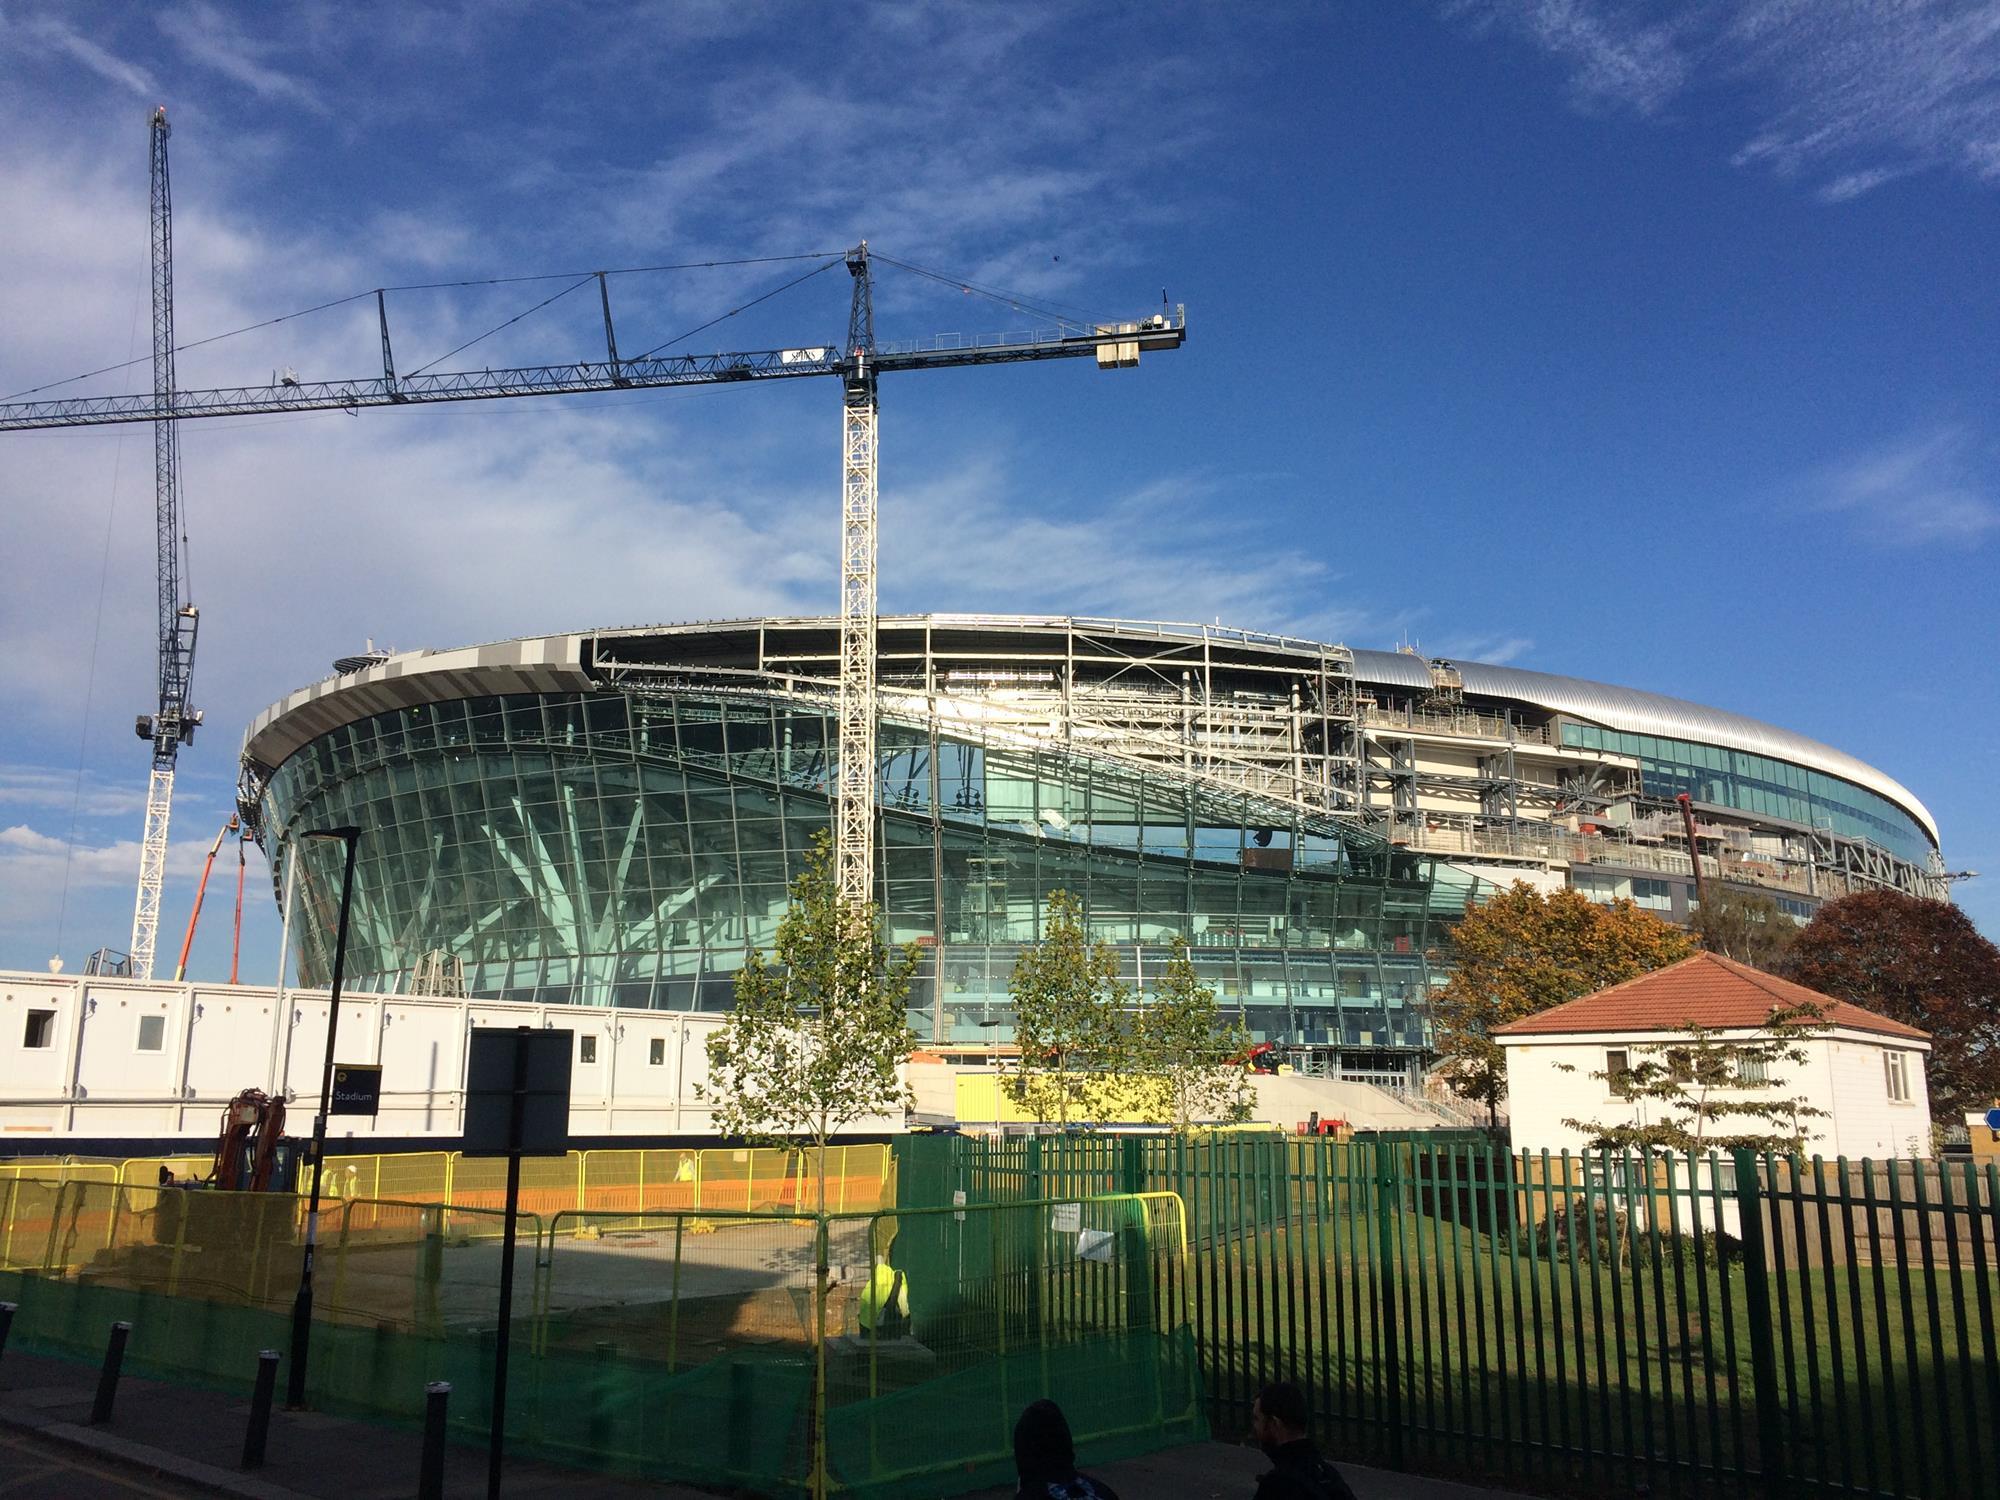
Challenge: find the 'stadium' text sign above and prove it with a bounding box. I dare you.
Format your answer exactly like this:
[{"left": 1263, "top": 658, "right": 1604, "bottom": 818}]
[
  {"left": 329, "top": 1064, "right": 382, "bottom": 1117},
  {"left": 462, "top": 1027, "right": 573, "bottom": 1157}
]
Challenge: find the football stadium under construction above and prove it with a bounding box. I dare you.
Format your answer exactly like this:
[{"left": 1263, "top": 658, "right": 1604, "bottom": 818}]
[{"left": 239, "top": 613, "right": 1942, "bottom": 1073}]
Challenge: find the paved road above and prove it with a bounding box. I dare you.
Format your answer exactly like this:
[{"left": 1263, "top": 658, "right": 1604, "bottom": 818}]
[{"left": 0, "top": 1427, "right": 210, "bottom": 1498}]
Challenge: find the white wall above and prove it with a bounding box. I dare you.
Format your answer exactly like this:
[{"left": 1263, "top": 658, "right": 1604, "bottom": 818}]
[
  {"left": 0, "top": 970, "right": 900, "bottom": 1144},
  {"left": 1502, "top": 1028, "right": 1932, "bottom": 1161}
]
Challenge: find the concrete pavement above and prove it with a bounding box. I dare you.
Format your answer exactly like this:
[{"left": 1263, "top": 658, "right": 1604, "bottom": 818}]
[{"left": 0, "top": 1346, "right": 1538, "bottom": 1500}]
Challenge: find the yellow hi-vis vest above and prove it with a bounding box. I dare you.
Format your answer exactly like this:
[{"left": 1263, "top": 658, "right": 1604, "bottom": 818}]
[{"left": 857, "top": 1263, "right": 908, "bottom": 1332}]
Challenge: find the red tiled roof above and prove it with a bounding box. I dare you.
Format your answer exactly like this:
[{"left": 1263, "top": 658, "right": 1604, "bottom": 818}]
[{"left": 1490, "top": 952, "right": 1929, "bottom": 1041}]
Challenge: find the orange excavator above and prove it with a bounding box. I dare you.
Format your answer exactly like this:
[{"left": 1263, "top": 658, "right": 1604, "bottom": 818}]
[{"left": 203, "top": 1088, "right": 299, "bottom": 1193}]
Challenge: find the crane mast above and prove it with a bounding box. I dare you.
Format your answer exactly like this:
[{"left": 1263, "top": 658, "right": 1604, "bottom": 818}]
[
  {"left": 837, "top": 245, "right": 879, "bottom": 912},
  {"left": 133, "top": 107, "right": 202, "bottom": 980},
  {"left": 0, "top": 158, "right": 1184, "bottom": 937}
]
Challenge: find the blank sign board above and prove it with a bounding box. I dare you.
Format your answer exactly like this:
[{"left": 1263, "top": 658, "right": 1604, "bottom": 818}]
[{"left": 462, "top": 1027, "right": 573, "bottom": 1157}]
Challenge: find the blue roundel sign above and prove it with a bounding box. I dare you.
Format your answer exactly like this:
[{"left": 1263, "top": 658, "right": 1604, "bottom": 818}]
[{"left": 1985, "top": 1107, "right": 2000, "bottom": 1131}]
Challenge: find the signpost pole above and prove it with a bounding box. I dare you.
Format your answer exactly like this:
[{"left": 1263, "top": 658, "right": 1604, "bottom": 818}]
[
  {"left": 487, "top": 1027, "right": 530, "bottom": 1500},
  {"left": 463, "top": 1022, "right": 571, "bottom": 1500}
]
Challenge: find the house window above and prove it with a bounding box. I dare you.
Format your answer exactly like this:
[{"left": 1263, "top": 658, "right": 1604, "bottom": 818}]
[
  {"left": 649, "top": 1037, "right": 665, "bottom": 1066},
  {"left": 1606, "top": 1049, "right": 1631, "bottom": 1098},
  {"left": 23, "top": 1010, "right": 56, "bottom": 1049},
  {"left": 1884, "top": 1051, "right": 1911, "bottom": 1104},
  {"left": 1736, "top": 1052, "right": 1770, "bottom": 1086},
  {"left": 580, "top": 1034, "right": 597, "bottom": 1065},
  {"left": 137, "top": 1015, "right": 166, "bottom": 1052},
  {"left": 1667, "top": 1049, "right": 1695, "bottom": 1084}
]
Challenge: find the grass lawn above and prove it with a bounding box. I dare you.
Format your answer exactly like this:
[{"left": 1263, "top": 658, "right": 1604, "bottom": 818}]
[{"left": 1173, "top": 1206, "right": 1997, "bottom": 1500}]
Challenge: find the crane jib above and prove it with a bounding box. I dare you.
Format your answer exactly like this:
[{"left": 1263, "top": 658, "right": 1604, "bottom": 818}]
[{"left": 0, "top": 322, "right": 1186, "bottom": 431}]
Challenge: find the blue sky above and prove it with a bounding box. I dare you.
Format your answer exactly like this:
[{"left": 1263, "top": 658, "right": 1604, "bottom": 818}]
[{"left": 1, "top": 0, "right": 1995, "bottom": 982}]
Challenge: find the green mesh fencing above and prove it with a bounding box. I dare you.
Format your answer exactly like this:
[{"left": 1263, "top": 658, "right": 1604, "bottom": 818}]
[{"left": 0, "top": 1178, "right": 1201, "bottom": 1499}]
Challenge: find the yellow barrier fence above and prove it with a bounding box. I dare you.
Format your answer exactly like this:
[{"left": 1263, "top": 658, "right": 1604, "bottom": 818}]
[
  {"left": 1, "top": 1176, "right": 530, "bottom": 1333},
  {"left": 3, "top": 1143, "right": 895, "bottom": 1218}
]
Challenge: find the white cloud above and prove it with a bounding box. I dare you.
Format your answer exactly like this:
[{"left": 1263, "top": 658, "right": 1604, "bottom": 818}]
[
  {"left": 880, "top": 465, "right": 1389, "bottom": 646},
  {"left": 154, "top": 2, "right": 329, "bottom": 114},
  {"left": 0, "top": 823, "right": 208, "bottom": 899},
  {"left": 0, "top": 766, "right": 148, "bottom": 819},
  {"left": 1811, "top": 426, "right": 2000, "bottom": 546},
  {"left": 11, "top": 14, "right": 157, "bottom": 98},
  {"left": 1447, "top": 0, "right": 2000, "bottom": 200},
  {"left": 1445, "top": 0, "right": 1688, "bottom": 116},
  {"left": 1430, "top": 634, "right": 1537, "bottom": 667}
]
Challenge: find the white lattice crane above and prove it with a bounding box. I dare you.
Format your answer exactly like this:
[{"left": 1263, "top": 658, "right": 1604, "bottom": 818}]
[
  {"left": 0, "top": 139, "right": 1185, "bottom": 921},
  {"left": 128, "top": 107, "right": 203, "bottom": 978}
]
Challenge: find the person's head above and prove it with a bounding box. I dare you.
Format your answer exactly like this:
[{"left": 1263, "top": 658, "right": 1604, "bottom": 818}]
[
  {"left": 1251, "top": 1382, "right": 1309, "bottom": 1451},
  {"left": 1013, "top": 1399, "right": 1077, "bottom": 1484}
]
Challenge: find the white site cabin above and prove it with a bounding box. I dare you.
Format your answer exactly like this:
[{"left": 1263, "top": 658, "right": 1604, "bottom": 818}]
[{"left": 1496, "top": 951, "right": 1933, "bottom": 1164}]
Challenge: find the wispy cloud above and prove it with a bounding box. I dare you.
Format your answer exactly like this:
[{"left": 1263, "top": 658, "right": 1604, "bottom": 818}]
[
  {"left": 12, "top": 15, "right": 157, "bottom": 98},
  {"left": 154, "top": 1, "right": 328, "bottom": 114},
  {"left": 1445, "top": 0, "right": 1688, "bottom": 116},
  {"left": 880, "top": 464, "right": 1390, "bottom": 646},
  {"left": 1430, "top": 634, "right": 1537, "bottom": 667},
  {"left": 0, "top": 766, "right": 148, "bottom": 819},
  {"left": 1811, "top": 426, "right": 2000, "bottom": 546},
  {"left": 1446, "top": 1, "right": 2000, "bottom": 201}
]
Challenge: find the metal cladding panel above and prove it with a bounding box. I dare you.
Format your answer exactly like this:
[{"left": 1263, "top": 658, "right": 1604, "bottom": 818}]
[
  {"left": 1353, "top": 648, "right": 1933, "bottom": 846},
  {"left": 1350, "top": 649, "right": 1435, "bottom": 692},
  {"left": 240, "top": 634, "right": 593, "bottom": 768}
]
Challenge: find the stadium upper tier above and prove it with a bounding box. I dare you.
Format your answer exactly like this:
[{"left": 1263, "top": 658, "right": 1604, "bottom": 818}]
[{"left": 238, "top": 616, "right": 1943, "bottom": 1077}]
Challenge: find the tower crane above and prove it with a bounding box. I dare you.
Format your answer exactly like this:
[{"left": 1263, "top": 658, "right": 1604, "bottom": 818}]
[
  {"left": 0, "top": 130, "right": 1185, "bottom": 926},
  {"left": 131, "top": 106, "right": 203, "bottom": 980}
]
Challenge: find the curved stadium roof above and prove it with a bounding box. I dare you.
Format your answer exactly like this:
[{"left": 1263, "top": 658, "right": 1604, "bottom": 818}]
[
  {"left": 1350, "top": 649, "right": 1936, "bottom": 845},
  {"left": 241, "top": 615, "right": 1937, "bottom": 847}
]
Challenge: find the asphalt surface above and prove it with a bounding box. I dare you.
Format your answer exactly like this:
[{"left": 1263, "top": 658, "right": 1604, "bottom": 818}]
[
  {"left": 0, "top": 1426, "right": 212, "bottom": 1498},
  {"left": 0, "top": 1345, "right": 1539, "bottom": 1500}
]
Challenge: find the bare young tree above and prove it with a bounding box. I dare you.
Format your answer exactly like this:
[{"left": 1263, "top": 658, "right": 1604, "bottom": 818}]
[
  {"left": 1006, "top": 890, "right": 1130, "bottom": 1129},
  {"left": 1136, "top": 936, "right": 1254, "bottom": 1131},
  {"left": 699, "top": 831, "right": 917, "bottom": 1211},
  {"left": 1559, "top": 1001, "right": 1830, "bottom": 1155}
]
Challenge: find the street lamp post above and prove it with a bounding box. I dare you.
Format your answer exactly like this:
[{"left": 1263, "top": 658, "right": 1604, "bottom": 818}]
[{"left": 287, "top": 825, "right": 361, "bottom": 1408}]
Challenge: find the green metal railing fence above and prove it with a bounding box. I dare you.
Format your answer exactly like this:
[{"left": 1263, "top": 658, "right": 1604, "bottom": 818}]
[{"left": 911, "top": 1133, "right": 1998, "bottom": 1500}]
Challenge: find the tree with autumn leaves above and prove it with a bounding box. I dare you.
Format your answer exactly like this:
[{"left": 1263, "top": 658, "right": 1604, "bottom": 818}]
[
  {"left": 1784, "top": 889, "right": 2000, "bottom": 1123},
  {"left": 1432, "top": 882, "right": 1697, "bottom": 1127}
]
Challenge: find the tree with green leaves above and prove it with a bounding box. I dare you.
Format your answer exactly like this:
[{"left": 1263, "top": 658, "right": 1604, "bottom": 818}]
[
  {"left": 699, "top": 831, "right": 917, "bottom": 1212},
  {"left": 1693, "top": 886, "right": 1798, "bottom": 969},
  {"left": 1136, "top": 936, "right": 1255, "bottom": 1131},
  {"left": 1432, "top": 882, "right": 1697, "bottom": 1127},
  {"left": 1006, "top": 889, "right": 1131, "bottom": 1128},
  {"left": 1558, "top": 1001, "right": 1830, "bottom": 1154}
]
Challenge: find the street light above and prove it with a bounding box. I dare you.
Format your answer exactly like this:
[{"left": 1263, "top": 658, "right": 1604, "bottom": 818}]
[{"left": 287, "top": 825, "right": 360, "bottom": 1408}]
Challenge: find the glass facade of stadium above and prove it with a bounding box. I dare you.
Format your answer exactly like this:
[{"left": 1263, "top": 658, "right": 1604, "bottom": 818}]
[{"left": 259, "top": 687, "right": 1478, "bottom": 1063}]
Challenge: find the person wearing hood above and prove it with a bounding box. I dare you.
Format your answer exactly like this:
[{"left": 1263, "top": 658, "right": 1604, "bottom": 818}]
[
  {"left": 1251, "top": 1382, "right": 1357, "bottom": 1500},
  {"left": 1012, "top": 1400, "right": 1120, "bottom": 1500}
]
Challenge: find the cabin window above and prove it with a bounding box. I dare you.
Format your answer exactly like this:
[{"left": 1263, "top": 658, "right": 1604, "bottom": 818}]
[
  {"left": 23, "top": 1010, "right": 56, "bottom": 1049},
  {"left": 1606, "top": 1049, "right": 1631, "bottom": 1098},
  {"left": 137, "top": 1015, "right": 166, "bottom": 1052},
  {"left": 1884, "top": 1051, "right": 1911, "bottom": 1104}
]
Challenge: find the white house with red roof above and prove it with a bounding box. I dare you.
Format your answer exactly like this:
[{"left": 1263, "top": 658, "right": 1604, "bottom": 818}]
[{"left": 1494, "top": 952, "right": 1932, "bottom": 1161}]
